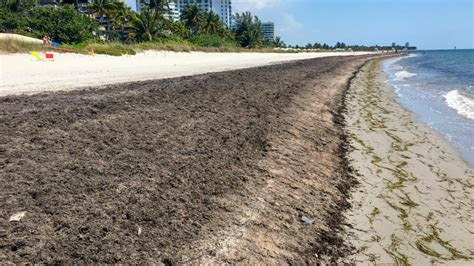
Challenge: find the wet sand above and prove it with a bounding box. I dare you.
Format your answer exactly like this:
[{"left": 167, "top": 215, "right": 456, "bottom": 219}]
[{"left": 344, "top": 59, "right": 474, "bottom": 264}]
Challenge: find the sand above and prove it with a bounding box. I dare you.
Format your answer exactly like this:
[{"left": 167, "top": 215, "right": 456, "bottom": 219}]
[
  {"left": 0, "top": 33, "right": 43, "bottom": 44},
  {"left": 0, "top": 54, "right": 384, "bottom": 264},
  {"left": 0, "top": 51, "right": 372, "bottom": 96},
  {"left": 343, "top": 59, "right": 474, "bottom": 264}
]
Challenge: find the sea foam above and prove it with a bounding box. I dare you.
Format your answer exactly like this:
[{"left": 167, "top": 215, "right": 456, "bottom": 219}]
[
  {"left": 444, "top": 90, "right": 474, "bottom": 120},
  {"left": 394, "top": 70, "right": 417, "bottom": 81}
]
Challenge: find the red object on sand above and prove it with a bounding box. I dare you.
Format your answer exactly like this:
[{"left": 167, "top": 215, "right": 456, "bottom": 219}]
[{"left": 45, "top": 53, "right": 54, "bottom": 59}]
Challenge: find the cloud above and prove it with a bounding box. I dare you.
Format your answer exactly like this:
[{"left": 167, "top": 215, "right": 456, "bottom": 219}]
[
  {"left": 281, "top": 14, "right": 303, "bottom": 32},
  {"left": 233, "top": 0, "right": 282, "bottom": 12}
]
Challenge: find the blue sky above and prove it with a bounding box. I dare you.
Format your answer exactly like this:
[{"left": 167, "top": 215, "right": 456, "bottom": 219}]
[{"left": 125, "top": 0, "right": 474, "bottom": 50}]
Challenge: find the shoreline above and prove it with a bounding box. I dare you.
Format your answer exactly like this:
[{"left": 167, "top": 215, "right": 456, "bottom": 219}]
[
  {"left": 343, "top": 59, "right": 474, "bottom": 264},
  {"left": 384, "top": 55, "right": 473, "bottom": 168},
  {"left": 383, "top": 54, "right": 474, "bottom": 167}
]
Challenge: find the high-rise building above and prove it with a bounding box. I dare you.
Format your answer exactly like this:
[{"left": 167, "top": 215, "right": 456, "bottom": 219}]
[
  {"left": 166, "top": 2, "right": 180, "bottom": 21},
  {"left": 136, "top": 1, "right": 179, "bottom": 21},
  {"left": 175, "top": 0, "right": 233, "bottom": 27},
  {"left": 261, "top": 22, "right": 275, "bottom": 42},
  {"left": 135, "top": 1, "right": 232, "bottom": 27}
]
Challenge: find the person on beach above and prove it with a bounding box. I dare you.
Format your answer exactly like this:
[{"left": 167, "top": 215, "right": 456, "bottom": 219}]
[{"left": 42, "top": 35, "right": 50, "bottom": 47}]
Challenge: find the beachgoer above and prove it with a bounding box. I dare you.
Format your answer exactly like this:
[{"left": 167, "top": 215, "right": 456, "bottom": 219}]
[{"left": 42, "top": 36, "right": 50, "bottom": 47}]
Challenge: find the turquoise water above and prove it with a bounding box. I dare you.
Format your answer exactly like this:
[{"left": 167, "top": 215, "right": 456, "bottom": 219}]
[{"left": 383, "top": 50, "right": 474, "bottom": 165}]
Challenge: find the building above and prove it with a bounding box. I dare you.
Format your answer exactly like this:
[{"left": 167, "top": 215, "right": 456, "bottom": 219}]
[
  {"left": 261, "top": 22, "right": 275, "bottom": 43},
  {"left": 136, "top": 1, "right": 180, "bottom": 21},
  {"left": 165, "top": 2, "right": 180, "bottom": 21},
  {"left": 135, "top": 1, "right": 232, "bottom": 27},
  {"left": 175, "top": 0, "right": 232, "bottom": 27}
]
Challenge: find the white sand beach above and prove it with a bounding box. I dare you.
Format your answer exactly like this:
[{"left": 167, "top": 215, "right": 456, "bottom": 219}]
[{"left": 0, "top": 51, "right": 372, "bottom": 96}]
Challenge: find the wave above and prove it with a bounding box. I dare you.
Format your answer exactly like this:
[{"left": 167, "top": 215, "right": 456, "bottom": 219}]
[
  {"left": 394, "top": 70, "right": 417, "bottom": 81},
  {"left": 444, "top": 90, "right": 474, "bottom": 120},
  {"left": 388, "top": 53, "right": 418, "bottom": 64}
]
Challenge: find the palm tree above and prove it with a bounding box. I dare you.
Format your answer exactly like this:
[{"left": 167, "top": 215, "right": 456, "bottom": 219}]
[
  {"left": 88, "top": 0, "right": 117, "bottom": 40},
  {"left": 180, "top": 4, "right": 203, "bottom": 35},
  {"left": 112, "top": 2, "right": 133, "bottom": 42},
  {"left": 129, "top": 8, "right": 161, "bottom": 42},
  {"left": 141, "top": 0, "right": 170, "bottom": 14},
  {"left": 202, "top": 11, "right": 222, "bottom": 35},
  {"left": 274, "top": 36, "right": 284, "bottom": 47},
  {"left": 165, "top": 20, "right": 190, "bottom": 38},
  {"left": 238, "top": 27, "right": 263, "bottom": 48},
  {"left": 232, "top": 12, "right": 263, "bottom": 48}
]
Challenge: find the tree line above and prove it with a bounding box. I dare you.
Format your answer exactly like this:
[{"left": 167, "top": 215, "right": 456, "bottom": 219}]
[
  {"left": 292, "top": 41, "right": 416, "bottom": 51},
  {"left": 0, "top": 0, "right": 280, "bottom": 48},
  {"left": 0, "top": 0, "right": 416, "bottom": 51}
]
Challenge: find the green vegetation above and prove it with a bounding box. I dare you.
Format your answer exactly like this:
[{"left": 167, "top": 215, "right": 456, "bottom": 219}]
[
  {"left": 1, "top": 0, "right": 415, "bottom": 54},
  {"left": 232, "top": 12, "right": 264, "bottom": 48},
  {"left": 0, "top": 0, "right": 287, "bottom": 53},
  {"left": 188, "top": 34, "right": 237, "bottom": 48},
  {"left": 1, "top": 1, "right": 99, "bottom": 44},
  {"left": 0, "top": 37, "right": 43, "bottom": 53},
  {"left": 302, "top": 41, "right": 417, "bottom": 51}
]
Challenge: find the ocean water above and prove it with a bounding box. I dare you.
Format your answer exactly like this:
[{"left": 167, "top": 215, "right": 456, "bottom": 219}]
[{"left": 383, "top": 50, "right": 474, "bottom": 166}]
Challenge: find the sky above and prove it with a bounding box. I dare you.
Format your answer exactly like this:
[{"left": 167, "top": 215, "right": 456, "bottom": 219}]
[{"left": 125, "top": 0, "right": 474, "bottom": 50}]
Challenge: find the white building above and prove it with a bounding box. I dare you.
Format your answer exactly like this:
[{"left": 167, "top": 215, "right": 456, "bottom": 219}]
[
  {"left": 175, "top": 0, "right": 233, "bottom": 27},
  {"left": 136, "top": 1, "right": 179, "bottom": 21},
  {"left": 135, "top": 0, "right": 232, "bottom": 27},
  {"left": 261, "top": 22, "right": 275, "bottom": 42},
  {"left": 165, "top": 2, "right": 180, "bottom": 21}
]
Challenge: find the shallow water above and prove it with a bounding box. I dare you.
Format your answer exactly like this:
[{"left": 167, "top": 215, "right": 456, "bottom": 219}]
[{"left": 384, "top": 50, "right": 474, "bottom": 165}]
